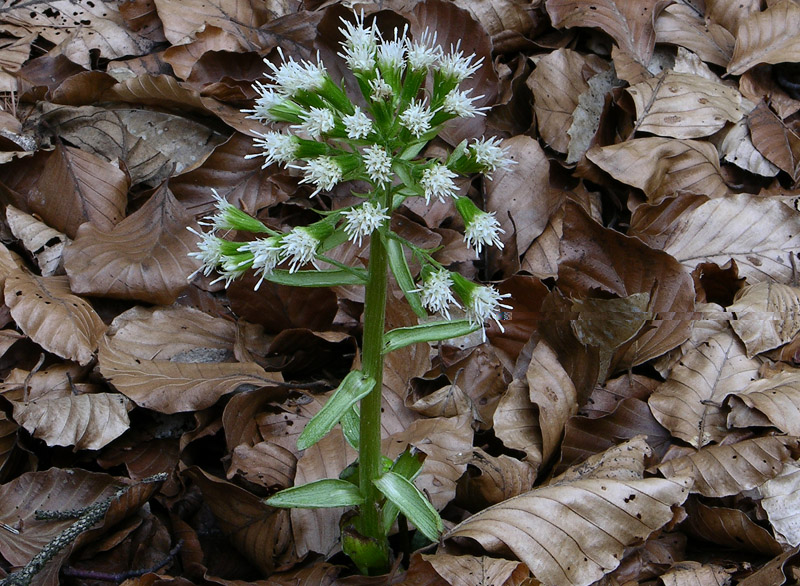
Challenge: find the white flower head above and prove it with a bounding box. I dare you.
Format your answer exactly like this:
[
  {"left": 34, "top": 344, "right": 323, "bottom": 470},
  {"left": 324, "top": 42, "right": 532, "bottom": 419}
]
[
  {"left": 295, "top": 106, "right": 336, "bottom": 138},
  {"left": 343, "top": 106, "right": 373, "bottom": 140},
  {"left": 465, "top": 285, "right": 512, "bottom": 339},
  {"left": 280, "top": 227, "right": 319, "bottom": 272},
  {"left": 416, "top": 269, "right": 460, "bottom": 320},
  {"left": 198, "top": 190, "right": 268, "bottom": 234},
  {"left": 292, "top": 156, "right": 343, "bottom": 197},
  {"left": 464, "top": 211, "right": 504, "bottom": 254},
  {"left": 443, "top": 88, "right": 487, "bottom": 118},
  {"left": 438, "top": 41, "right": 483, "bottom": 83},
  {"left": 406, "top": 28, "right": 441, "bottom": 70},
  {"left": 377, "top": 26, "right": 407, "bottom": 71},
  {"left": 362, "top": 144, "right": 392, "bottom": 185},
  {"left": 187, "top": 227, "right": 225, "bottom": 279},
  {"left": 420, "top": 163, "right": 458, "bottom": 203},
  {"left": 265, "top": 48, "right": 327, "bottom": 95},
  {"left": 368, "top": 74, "right": 394, "bottom": 101},
  {"left": 244, "top": 82, "right": 285, "bottom": 122},
  {"left": 399, "top": 98, "right": 434, "bottom": 138},
  {"left": 240, "top": 237, "right": 282, "bottom": 290},
  {"left": 469, "top": 136, "right": 516, "bottom": 178},
  {"left": 339, "top": 10, "right": 378, "bottom": 72},
  {"left": 246, "top": 130, "right": 297, "bottom": 168},
  {"left": 341, "top": 202, "right": 389, "bottom": 246}
]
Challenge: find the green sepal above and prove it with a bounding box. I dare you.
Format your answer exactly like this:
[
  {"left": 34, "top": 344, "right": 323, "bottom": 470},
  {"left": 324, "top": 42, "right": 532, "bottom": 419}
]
[
  {"left": 386, "top": 237, "right": 425, "bottom": 318},
  {"left": 383, "top": 320, "right": 480, "bottom": 353},
  {"left": 340, "top": 406, "right": 360, "bottom": 450},
  {"left": 262, "top": 268, "right": 367, "bottom": 287},
  {"left": 265, "top": 479, "right": 364, "bottom": 508},
  {"left": 319, "top": 225, "right": 351, "bottom": 253},
  {"left": 373, "top": 471, "right": 443, "bottom": 542},
  {"left": 297, "top": 371, "right": 375, "bottom": 450},
  {"left": 382, "top": 448, "right": 426, "bottom": 533}
]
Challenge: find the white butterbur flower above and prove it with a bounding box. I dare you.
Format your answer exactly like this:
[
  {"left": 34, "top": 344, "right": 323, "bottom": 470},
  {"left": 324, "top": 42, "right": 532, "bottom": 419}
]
[
  {"left": 338, "top": 10, "right": 378, "bottom": 72},
  {"left": 399, "top": 98, "right": 434, "bottom": 138},
  {"left": 244, "top": 83, "right": 285, "bottom": 121},
  {"left": 438, "top": 42, "right": 483, "bottom": 82},
  {"left": 198, "top": 190, "right": 269, "bottom": 234},
  {"left": 469, "top": 137, "right": 516, "bottom": 177},
  {"left": 280, "top": 228, "right": 320, "bottom": 272},
  {"left": 343, "top": 106, "right": 373, "bottom": 140},
  {"left": 417, "top": 269, "right": 460, "bottom": 320},
  {"left": 240, "top": 237, "right": 282, "bottom": 290},
  {"left": 464, "top": 211, "right": 504, "bottom": 254},
  {"left": 295, "top": 106, "right": 336, "bottom": 138},
  {"left": 406, "top": 28, "right": 441, "bottom": 70},
  {"left": 247, "top": 131, "right": 297, "bottom": 168},
  {"left": 368, "top": 74, "right": 394, "bottom": 101},
  {"left": 443, "top": 88, "right": 486, "bottom": 118},
  {"left": 420, "top": 163, "right": 458, "bottom": 203},
  {"left": 342, "top": 202, "right": 389, "bottom": 246},
  {"left": 293, "top": 156, "right": 343, "bottom": 197},
  {"left": 187, "top": 227, "right": 225, "bottom": 278},
  {"left": 362, "top": 145, "right": 392, "bottom": 184},
  {"left": 265, "top": 49, "right": 327, "bottom": 95},
  {"left": 377, "top": 27, "right": 407, "bottom": 71},
  {"left": 466, "top": 285, "right": 512, "bottom": 336}
]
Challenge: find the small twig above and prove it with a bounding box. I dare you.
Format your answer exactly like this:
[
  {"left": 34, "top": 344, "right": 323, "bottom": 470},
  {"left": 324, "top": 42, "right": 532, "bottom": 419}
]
[
  {"left": 22, "top": 354, "right": 45, "bottom": 402},
  {"left": 61, "top": 539, "right": 183, "bottom": 583}
]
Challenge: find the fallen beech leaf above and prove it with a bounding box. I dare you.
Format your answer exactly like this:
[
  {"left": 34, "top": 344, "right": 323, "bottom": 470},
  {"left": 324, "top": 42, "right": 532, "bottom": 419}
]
[
  {"left": 648, "top": 329, "right": 760, "bottom": 447},
  {"left": 728, "top": 0, "right": 800, "bottom": 76},
  {"left": 727, "top": 372, "right": 800, "bottom": 435},
  {"left": 5, "top": 205, "right": 68, "bottom": 276},
  {"left": 459, "top": 448, "right": 536, "bottom": 506},
  {"left": 64, "top": 184, "right": 199, "bottom": 305},
  {"left": 656, "top": 437, "right": 795, "bottom": 497},
  {"left": 684, "top": 499, "right": 783, "bottom": 556},
  {"left": 748, "top": 101, "right": 800, "bottom": 182},
  {"left": 568, "top": 68, "right": 620, "bottom": 164},
  {"left": 421, "top": 553, "right": 530, "bottom": 586},
  {"left": 759, "top": 461, "right": 800, "bottom": 547},
  {"left": 654, "top": 4, "right": 734, "bottom": 67},
  {"left": 633, "top": 192, "right": 800, "bottom": 284},
  {"left": 229, "top": 441, "right": 297, "bottom": 490},
  {"left": 446, "top": 476, "right": 690, "bottom": 586},
  {"left": 555, "top": 436, "right": 652, "bottom": 484},
  {"left": 627, "top": 71, "right": 744, "bottom": 139},
  {"left": 706, "top": 0, "right": 760, "bottom": 35},
  {"left": 163, "top": 25, "right": 247, "bottom": 80},
  {"left": 546, "top": 0, "right": 670, "bottom": 66},
  {"left": 521, "top": 207, "right": 563, "bottom": 279},
  {"left": 4, "top": 271, "right": 106, "bottom": 366},
  {"left": 728, "top": 282, "right": 800, "bottom": 357},
  {"left": 527, "top": 49, "right": 607, "bottom": 153},
  {"left": 588, "top": 137, "right": 728, "bottom": 202},
  {"left": 717, "top": 118, "right": 780, "bottom": 177},
  {"left": 493, "top": 379, "right": 543, "bottom": 468},
  {"left": 10, "top": 393, "right": 131, "bottom": 450},
  {"left": 659, "top": 562, "right": 734, "bottom": 586}
]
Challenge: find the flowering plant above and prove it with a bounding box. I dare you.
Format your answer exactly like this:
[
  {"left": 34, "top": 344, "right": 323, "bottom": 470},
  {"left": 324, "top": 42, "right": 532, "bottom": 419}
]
[{"left": 189, "top": 11, "right": 512, "bottom": 574}]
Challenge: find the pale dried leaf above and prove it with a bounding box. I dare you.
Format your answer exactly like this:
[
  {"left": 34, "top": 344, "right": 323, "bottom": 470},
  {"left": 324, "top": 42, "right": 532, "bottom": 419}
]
[
  {"left": 555, "top": 436, "right": 651, "bottom": 484},
  {"left": 716, "top": 118, "right": 780, "bottom": 177},
  {"left": 568, "top": 68, "right": 621, "bottom": 164},
  {"left": 446, "top": 476, "right": 690, "bottom": 586},
  {"left": 64, "top": 184, "right": 200, "bottom": 305},
  {"left": 648, "top": 329, "right": 760, "bottom": 447},
  {"left": 627, "top": 71, "right": 744, "bottom": 139},
  {"left": 521, "top": 207, "right": 563, "bottom": 279},
  {"left": 162, "top": 25, "right": 247, "bottom": 80},
  {"left": 587, "top": 137, "right": 728, "bottom": 203},
  {"left": 422, "top": 553, "right": 530, "bottom": 586},
  {"left": 727, "top": 371, "right": 800, "bottom": 435},
  {"left": 759, "top": 460, "right": 800, "bottom": 547},
  {"left": 493, "top": 379, "right": 543, "bottom": 468},
  {"left": 656, "top": 437, "right": 795, "bottom": 497},
  {"left": 461, "top": 448, "right": 536, "bottom": 506},
  {"left": 4, "top": 271, "right": 106, "bottom": 366},
  {"left": 728, "top": 0, "right": 800, "bottom": 76},
  {"left": 10, "top": 393, "right": 131, "bottom": 450},
  {"left": 728, "top": 282, "right": 800, "bottom": 357},
  {"left": 706, "top": 0, "right": 760, "bottom": 34},
  {"left": 685, "top": 499, "right": 783, "bottom": 556},
  {"left": 228, "top": 441, "right": 296, "bottom": 490},
  {"left": 748, "top": 100, "right": 800, "bottom": 181},
  {"left": 659, "top": 561, "right": 733, "bottom": 586},
  {"left": 654, "top": 4, "right": 734, "bottom": 67},
  {"left": 5, "top": 205, "right": 68, "bottom": 276}
]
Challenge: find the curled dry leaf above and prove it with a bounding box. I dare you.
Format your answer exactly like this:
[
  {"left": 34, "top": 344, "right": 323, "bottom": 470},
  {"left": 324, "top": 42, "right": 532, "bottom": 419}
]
[
  {"left": 648, "top": 329, "right": 760, "bottom": 447},
  {"left": 635, "top": 192, "right": 800, "bottom": 284},
  {"left": 654, "top": 4, "right": 734, "bottom": 67},
  {"left": 747, "top": 100, "right": 800, "bottom": 182},
  {"left": 10, "top": 393, "right": 131, "bottom": 450},
  {"left": 568, "top": 68, "right": 620, "bottom": 164},
  {"left": 587, "top": 137, "right": 728, "bottom": 203},
  {"left": 493, "top": 378, "right": 543, "bottom": 468},
  {"left": 64, "top": 184, "right": 199, "bottom": 305},
  {"left": 4, "top": 271, "right": 106, "bottom": 366},
  {"left": 460, "top": 448, "right": 537, "bottom": 506},
  {"left": 627, "top": 71, "right": 744, "bottom": 139},
  {"left": 659, "top": 562, "right": 734, "bottom": 586},
  {"left": 706, "top": 0, "right": 760, "bottom": 35},
  {"left": 5, "top": 205, "right": 68, "bottom": 276},
  {"left": 727, "top": 0, "right": 800, "bottom": 76},
  {"left": 759, "top": 461, "right": 800, "bottom": 547},
  {"left": 727, "top": 371, "right": 800, "bottom": 435},
  {"left": 727, "top": 282, "right": 800, "bottom": 358},
  {"left": 555, "top": 435, "right": 652, "bottom": 484},
  {"left": 656, "top": 436, "right": 796, "bottom": 498},
  {"left": 716, "top": 118, "right": 780, "bottom": 177},
  {"left": 684, "top": 498, "right": 783, "bottom": 556},
  {"left": 446, "top": 476, "right": 690, "bottom": 586},
  {"left": 421, "top": 553, "right": 530, "bottom": 586}
]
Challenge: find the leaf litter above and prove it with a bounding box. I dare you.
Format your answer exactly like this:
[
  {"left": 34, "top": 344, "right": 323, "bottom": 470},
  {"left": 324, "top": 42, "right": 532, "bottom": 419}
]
[{"left": 1, "top": 0, "right": 800, "bottom": 584}]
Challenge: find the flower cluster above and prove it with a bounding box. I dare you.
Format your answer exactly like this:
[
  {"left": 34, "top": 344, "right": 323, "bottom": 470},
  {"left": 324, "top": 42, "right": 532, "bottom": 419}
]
[{"left": 190, "top": 9, "right": 515, "bottom": 335}]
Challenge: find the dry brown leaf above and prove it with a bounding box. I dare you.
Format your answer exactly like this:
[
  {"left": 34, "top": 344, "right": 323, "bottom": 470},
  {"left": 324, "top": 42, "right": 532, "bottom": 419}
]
[
  {"left": 627, "top": 71, "right": 744, "bottom": 139},
  {"left": 162, "top": 25, "right": 247, "bottom": 80},
  {"left": 656, "top": 437, "right": 795, "bottom": 498},
  {"left": 587, "top": 137, "right": 728, "bottom": 202},
  {"left": 64, "top": 184, "right": 199, "bottom": 305},
  {"left": 659, "top": 561, "right": 734, "bottom": 586},
  {"left": 10, "top": 393, "right": 131, "bottom": 450},
  {"left": 748, "top": 100, "right": 800, "bottom": 182},
  {"left": 759, "top": 460, "right": 800, "bottom": 547},
  {"left": 421, "top": 553, "right": 530, "bottom": 586},
  {"left": 445, "top": 476, "right": 690, "bottom": 586},
  {"left": 654, "top": 4, "right": 734, "bottom": 67},
  {"left": 555, "top": 435, "right": 651, "bottom": 484},
  {"left": 727, "top": 371, "right": 800, "bottom": 435},
  {"left": 527, "top": 49, "right": 607, "bottom": 153},
  {"left": 4, "top": 271, "right": 106, "bottom": 366},
  {"left": 684, "top": 499, "right": 783, "bottom": 556},
  {"left": 716, "top": 118, "right": 781, "bottom": 177},
  {"left": 228, "top": 441, "right": 296, "bottom": 490},
  {"left": 727, "top": 282, "right": 800, "bottom": 357},
  {"left": 545, "top": 0, "right": 670, "bottom": 66},
  {"left": 405, "top": 379, "right": 475, "bottom": 420},
  {"left": 521, "top": 206, "right": 563, "bottom": 279},
  {"left": 648, "top": 329, "right": 760, "bottom": 447},
  {"left": 459, "top": 448, "right": 536, "bottom": 506},
  {"left": 728, "top": 0, "right": 800, "bottom": 76},
  {"left": 5, "top": 205, "right": 68, "bottom": 276},
  {"left": 706, "top": 0, "right": 760, "bottom": 35},
  {"left": 493, "top": 378, "right": 543, "bottom": 468},
  {"left": 97, "top": 337, "right": 281, "bottom": 414}
]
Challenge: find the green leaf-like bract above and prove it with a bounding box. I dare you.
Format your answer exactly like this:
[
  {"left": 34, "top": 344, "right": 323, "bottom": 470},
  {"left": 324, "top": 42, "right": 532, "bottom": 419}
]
[
  {"left": 266, "top": 479, "right": 364, "bottom": 508},
  {"left": 382, "top": 320, "right": 480, "bottom": 353},
  {"left": 373, "top": 471, "right": 443, "bottom": 542}
]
